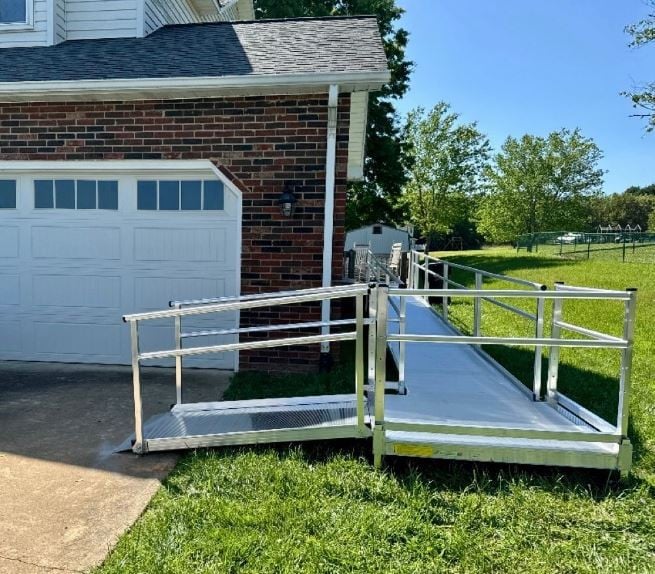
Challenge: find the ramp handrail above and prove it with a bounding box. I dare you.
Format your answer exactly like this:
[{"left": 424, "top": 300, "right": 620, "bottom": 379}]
[
  {"left": 124, "top": 284, "right": 370, "bottom": 453},
  {"left": 169, "top": 284, "right": 360, "bottom": 308}
]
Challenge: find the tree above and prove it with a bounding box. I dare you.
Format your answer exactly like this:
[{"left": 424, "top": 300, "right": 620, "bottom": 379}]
[
  {"left": 624, "top": 0, "right": 655, "bottom": 132},
  {"left": 588, "top": 192, "right": 655, "bottom": 230},
  {"left": 254, "top": 0, "right": 413, "bottom": 229},
  {"left": 477, "top": 129, "right": 604, "bottom": 243},
  {"left": 624, "top": 183, "right": 655, "bottom": 196},
  {"left": 401, "top": 103, "right": 490, "bottom": 247}
]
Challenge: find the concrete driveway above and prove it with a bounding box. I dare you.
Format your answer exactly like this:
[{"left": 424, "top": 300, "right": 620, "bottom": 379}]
[{"left": 0, "top": 362, "right": 231, "bottom": 574}]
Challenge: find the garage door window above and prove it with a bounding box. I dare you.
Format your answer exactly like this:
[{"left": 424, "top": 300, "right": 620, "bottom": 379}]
[
  {"left": 137, "top": 180, "right": 224, "bottom": 211},
  {"left": 34, "top": 180, "right": 119, "bottom": 210},
  {"left": 0, "top": 180, "right": 16, "bottom": 209}
]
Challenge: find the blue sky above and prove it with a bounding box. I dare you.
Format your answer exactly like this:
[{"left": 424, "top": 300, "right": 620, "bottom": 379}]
[{"left": 395, "top": 0, "right": 655, "bottom": 193}]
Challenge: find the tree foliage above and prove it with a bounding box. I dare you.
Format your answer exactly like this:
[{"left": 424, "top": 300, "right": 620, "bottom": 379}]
[
  {"left": 477, "top": 129, "right": 604, "bottom": 243},
  {"left": 401, "top": 103, "right": 490, "bottom": 246},
  {"left": 588, "top": 193, "right": 655, "bottom": 230},
  {"left": 254, "top": 0, "right": 413, "bottom": 229},
  {"left": 624, "top": 0, "right": 655, "bottom": 132},
  {"left": 625, "top": 183, "right": 655, "bottom": 196}
]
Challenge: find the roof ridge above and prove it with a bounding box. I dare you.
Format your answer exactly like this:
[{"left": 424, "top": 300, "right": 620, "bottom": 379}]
[{"left": 158, "top": 15, "right": 379, "bottom": 30}]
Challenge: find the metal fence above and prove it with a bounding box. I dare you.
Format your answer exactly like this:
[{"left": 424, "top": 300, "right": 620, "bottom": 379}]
[{"left": 516, "top": 231, "right": 655, "bottom": 262}]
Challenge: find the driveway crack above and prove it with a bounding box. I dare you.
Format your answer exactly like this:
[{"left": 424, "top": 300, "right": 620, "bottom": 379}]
[{"left": 0, "top": 553, "right": 86, "bottom": 573}]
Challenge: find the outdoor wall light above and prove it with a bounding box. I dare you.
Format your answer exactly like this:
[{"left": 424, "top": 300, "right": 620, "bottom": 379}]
[{"left": 277, "top": 184, "right": 298, "bottom": 217}]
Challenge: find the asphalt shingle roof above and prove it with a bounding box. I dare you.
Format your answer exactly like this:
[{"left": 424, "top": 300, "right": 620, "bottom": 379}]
[{"left": 0, "top": 16, "right": 388, "bottom": 83}]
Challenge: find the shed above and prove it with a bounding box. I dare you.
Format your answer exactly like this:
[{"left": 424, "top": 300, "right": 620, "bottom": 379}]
[{"left": 345, "top": 223, "right": 413, "bottom": 255}]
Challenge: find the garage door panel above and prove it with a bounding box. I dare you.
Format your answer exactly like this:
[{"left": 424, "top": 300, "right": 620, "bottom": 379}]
[
  {"left": 133, "top": 276, "right": 231, "bottom": 312},
  {"left": 134, "top": 228, "right": 228, "bottom": 263},
  {"left": 31, "top": 226, "right": 121, "bottom": 260},
  {"left": 32, "top": 274, "right": 122, "bottom": 310},
  {"left": 0, "top": 274, "right": 21, "bottom": 306},
  {"left": 0, "top": 227, "right": 19, "bottom": 258},
  {"left": 32, "top": 321, "right": 122, "bottom": 360},
  {"left": 1, "top": 169, "right": 239, "bottom": 369},
  {"left": 0, "top": 320, "right": 23, "bottom": 353}
]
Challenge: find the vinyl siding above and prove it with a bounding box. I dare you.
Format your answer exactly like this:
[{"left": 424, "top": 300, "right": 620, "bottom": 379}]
[
  {"left": 66, "top": 0, "right": 137, "bottom": 40},
  {"left": 144, "top": 0, "right": 253, "bottom": 35},
  {"left": 0, "top": 0, "right": 49, "bottom": 48},
  {"left": 144, "top": 0, "right": 198, "bottom": 35},
  {"left": 54, "top": 0, "right": 66, "bottom": 43}
]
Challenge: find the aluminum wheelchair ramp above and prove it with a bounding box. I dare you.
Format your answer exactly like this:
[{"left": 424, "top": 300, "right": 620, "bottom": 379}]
[
  {"left": 122, "top": 285, "right": 371, "bottom": 455},
  {"left": 380, "top": 296, "right": 624, "bottom": 470},
  {"left": 373, "top": 257, "right": 636, "bottom": 475},
  {"left": 136, "top": 394, "right": 367, "bottom": 453}
]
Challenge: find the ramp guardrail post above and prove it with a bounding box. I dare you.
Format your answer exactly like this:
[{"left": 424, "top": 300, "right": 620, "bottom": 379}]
[
  {"left": 367, "top": 286, "right": 378, "bottom": 386},
  {"left": 399, "top": 294, "right": 407, "bottom": 394},
  {"left": 423, "top": 254, "right": 429, "bottom": 301},
  {"left": 473, "top": 272, "right": 483, "bottom": 339},
  {"left": 130, "top": 320, "right": 145, "bottom": 454},
  {"left": 532, "top": 294, "right": 546, "bottom": 400},
  {"left": 546, "top": 282, "right": 565, "bottom": 404},
  {"left": 356, "top": 292, "right": 366, "bottom": 433},
  {"left": 617, "top": 288, "right": 637, "bottom": 436},
  {"left": 442, "top": 262, "right": 449, "bottom": 322},
  {"left": 373, "top": 285, "right": 388, "bottom": 468},
  {"left": 174, "top": 303, "right": 183, "bottom": 405},
  {"left": 408, "top": 251, "right": 414, "bottom": 289}
]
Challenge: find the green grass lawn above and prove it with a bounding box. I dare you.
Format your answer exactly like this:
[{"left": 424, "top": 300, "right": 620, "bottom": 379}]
[{"left": 97, "top": 248, "right": 655, "bottom": 574}]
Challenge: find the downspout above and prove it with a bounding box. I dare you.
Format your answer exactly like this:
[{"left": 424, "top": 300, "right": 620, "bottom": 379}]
[{"left": 321, "top": 84, "right": 339, "bottom": 356}]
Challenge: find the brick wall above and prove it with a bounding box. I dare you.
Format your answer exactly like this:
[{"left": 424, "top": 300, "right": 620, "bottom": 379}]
[{"left": 0, "top": 93, "right": 352, "bottom": 371}]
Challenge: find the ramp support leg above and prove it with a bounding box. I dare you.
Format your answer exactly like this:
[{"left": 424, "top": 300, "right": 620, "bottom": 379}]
[
  {"left": 129, "top": 320, "right": 145, "bottom": 454},
  {"left": 618, "top": 439, "right": 633, "bottom": 480},
  {"left": 373, "top": 424, "right": 385, "bottom": 468}
]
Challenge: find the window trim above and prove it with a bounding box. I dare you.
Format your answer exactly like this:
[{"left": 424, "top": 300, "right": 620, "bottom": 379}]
[{"left": 0, "top": 0, "right": 34, "bottom": 31}]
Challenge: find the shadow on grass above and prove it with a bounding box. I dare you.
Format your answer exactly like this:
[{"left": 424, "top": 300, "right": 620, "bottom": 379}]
[
  {"left": 443, "top": 253, "right": 577, "bottom": 277},
  {"left": 225, "top": 340, "right": 398, "bottom": 401},
  {"left": 217, "top": 341, "right": 647, "bottom": 498},
  {"left": 175, "top": 437, "right": 649, "bottom": 504}
]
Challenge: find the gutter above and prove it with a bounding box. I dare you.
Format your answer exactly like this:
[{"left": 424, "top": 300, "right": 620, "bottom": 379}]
[
  {"left": 321, "top": 84, "right": 339, "bottom": 356},
  {"left": 0, "top": 71, "right": 389, "bottom": 103}
]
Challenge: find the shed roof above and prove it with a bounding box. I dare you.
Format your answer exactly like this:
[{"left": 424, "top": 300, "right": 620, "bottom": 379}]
[{"left": 0, "top": 16, "right": 388, "bottom": 83}]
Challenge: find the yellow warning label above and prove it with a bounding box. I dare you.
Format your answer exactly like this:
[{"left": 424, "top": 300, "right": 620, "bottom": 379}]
[{"left": 394, "top": 444, "right": 434, "bottom": 457}]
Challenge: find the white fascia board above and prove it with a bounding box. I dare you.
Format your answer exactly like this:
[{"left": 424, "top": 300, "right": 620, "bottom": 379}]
[{"left": 0, "top": 71, "right": 390, "bottom": 103}]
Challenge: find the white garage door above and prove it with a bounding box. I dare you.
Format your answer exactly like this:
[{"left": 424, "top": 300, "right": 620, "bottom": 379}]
[{"left": 0, "top": 163, "right": 240, "bottom": 369}]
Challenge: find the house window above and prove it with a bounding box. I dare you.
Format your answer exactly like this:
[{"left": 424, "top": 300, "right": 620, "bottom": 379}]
[
  {"left": 34, "top": 180, "right": 119, "bottom": 210},
  {"left": 372, "top": 225, "right": 383, "bottom": 235},
  {"left": 0, "top": 0, "right": 30, "bottom": 26},
  {"left": 0, "top": 180, "right": 16, "bottom": 209},
  {"left": 137, "top": 180, "right": 224, "bottom": 211}
]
